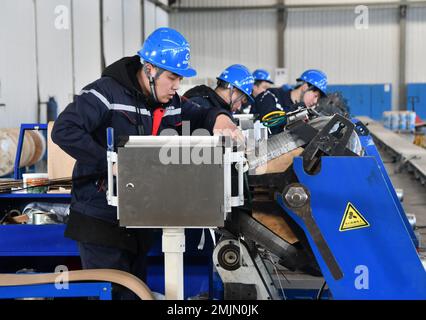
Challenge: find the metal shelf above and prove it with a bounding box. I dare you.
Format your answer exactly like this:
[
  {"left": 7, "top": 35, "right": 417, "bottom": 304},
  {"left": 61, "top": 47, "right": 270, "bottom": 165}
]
[{"left": 0, "top": 124, "right": 77, "bottom": 258}]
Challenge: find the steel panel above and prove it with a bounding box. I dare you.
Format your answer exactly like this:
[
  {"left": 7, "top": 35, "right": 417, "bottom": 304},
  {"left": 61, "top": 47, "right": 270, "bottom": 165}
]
[{"left": 117, "top": 147, "right": 224, "bottom": 227}]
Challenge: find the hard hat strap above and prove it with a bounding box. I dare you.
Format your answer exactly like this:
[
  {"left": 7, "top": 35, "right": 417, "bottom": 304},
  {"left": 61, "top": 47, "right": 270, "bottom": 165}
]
[
  {"left": 143, "top": 64, "right": 159, "bottom": 103},
  {"left": 148, "top": 76, "right": 159, "bottom": 102},
  {"left": 228, "top": 85, "right": 236, "bottom": 110}
]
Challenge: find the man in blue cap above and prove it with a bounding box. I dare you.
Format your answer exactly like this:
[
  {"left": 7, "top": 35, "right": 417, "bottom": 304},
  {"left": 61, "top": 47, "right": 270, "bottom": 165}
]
[
  {"left": 254, "top": 69, "right": 328, "bottom": 133},
  {"left": 240, "top": 69, "right": 274, "bottom": 114},
  {"left": 252, "top": 69, "right": 274, "bottom": 99},
  {"left": 183, "top": 64, "right": 254, "bottom": 116},
  {"left": 51, "top": 27, "right": 240, "bottom": 299}
]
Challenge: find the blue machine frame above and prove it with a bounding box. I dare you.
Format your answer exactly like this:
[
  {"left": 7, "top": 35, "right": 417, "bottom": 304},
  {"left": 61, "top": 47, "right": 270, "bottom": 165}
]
[
  {"left": 0, "top": 124, "right": 104, "bottom": 299},
  {"left": 4, "top": 121, "right": 425, "bottom": 300},
  {"left": 0, "top": 282, "right": 112, "bottom": 300},
  {"left": 13, "top": 123, "right": 48, "bottom": 179},
  {"left": 354, "top": 120, "right": 419, "bottom": 248},
  {"left": 276, "top": 119, "right": 426, "bottom": 299}
]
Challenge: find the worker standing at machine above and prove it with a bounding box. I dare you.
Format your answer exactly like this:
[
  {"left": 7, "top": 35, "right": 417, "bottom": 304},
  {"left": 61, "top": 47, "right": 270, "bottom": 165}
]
[
  {"left": 183, "top": 64, "right": 255, "bottom": 117},
  {"left": 51, "top": 27, "right": 241, "bottom": 299},
  {"left": 254, "top": 69, "right": 328, "bottom": 134}
]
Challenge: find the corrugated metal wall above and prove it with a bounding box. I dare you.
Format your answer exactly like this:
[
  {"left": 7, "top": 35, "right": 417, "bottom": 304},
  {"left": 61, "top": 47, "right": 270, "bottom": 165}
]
[
  {"left": 172, "top": 0, "right": 277, "bottom": 7},
  {"left": 285, "top": 0, "right": 402, "bottom": 5},
  {"left": 406, "top": 5, "right": 426, "bottom": 83},
  {"left": 0, "top": 0, "right": 38, "bottom": 128},
  {"left": 73, "top": 0, "right": 102, "bottom": 95},
  {"left": 171, "top": 4, "right": 426, "bottom": 109},
  {"left": 1, "top": 1, "right": 425, "bottom": 127},
  {"left": 285, "top": 6, "right": 400, "bottom": 107},
  {"left": 35, "top": 0, "right": 75, "bottom": 121},
  {"left": 170, "top": 10, "right": 278, "bottom": 80},
  {"left": 0, "top": 0, "right": 166, "bottom": 127},
  {"left": 173, "top": 0, "right": 423, "bottom": 7},
  {"left": 144, "top": 0, "right": 169, "bottom": 39}
]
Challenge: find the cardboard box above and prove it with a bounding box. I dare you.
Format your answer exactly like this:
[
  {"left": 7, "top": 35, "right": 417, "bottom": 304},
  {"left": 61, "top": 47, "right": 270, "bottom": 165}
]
[{"left": 47, "top": 121, "right": 75, "bottom": 181}]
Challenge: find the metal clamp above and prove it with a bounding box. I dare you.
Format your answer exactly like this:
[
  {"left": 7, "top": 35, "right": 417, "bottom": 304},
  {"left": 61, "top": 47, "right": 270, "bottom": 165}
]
[
  {"left": 107, "top": 151, "right": 118, "bottom": 207},
  {"left": 106, "top": 127, "right": 118, "bottom": 207},
  {"left": 223, "top": 148, "right": 245, "bottom": 214}
]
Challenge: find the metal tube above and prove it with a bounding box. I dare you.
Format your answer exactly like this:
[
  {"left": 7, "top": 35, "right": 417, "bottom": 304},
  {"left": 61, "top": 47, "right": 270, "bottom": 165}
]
[
  {"left": 170, "top": 1, "right": 426, "bottom": 12},
  {"left": 106, "top": 128, "right": 117, "bottom": 207},
  {"left": 224, "top": 148, "right": 232, "bottom": 213},
  {"left": 238, "top": 154, "right": 244, "bottom": 204},
  {"left": 162, "top": 228, "right": 185, "bottom": 300},
  {"left": 107, "top": 151, "right": 114, "bottom": 205},
  {"left": 125, "top": 135, "right": 221, "bottom": 147}
]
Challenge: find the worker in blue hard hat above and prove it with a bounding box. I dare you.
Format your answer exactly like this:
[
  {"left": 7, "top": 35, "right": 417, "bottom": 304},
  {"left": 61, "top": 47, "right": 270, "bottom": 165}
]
[
  {"left": 254, "top": 69, "right": 328, "bottom": 134},
  {"left": 51, "top": 27, "right": 241, "bottom": 299},
  {"left": 281, "top": 84, "right": 293, "bottom": 91},
  {"left": 252, "top": 69, "right": 274, "bottom": 98},
  {"left": 183, "top": 64, "right": 254, "bottom": 116},
  {"left": 240, "top": 69, "right": 274, "bottom": 114}
]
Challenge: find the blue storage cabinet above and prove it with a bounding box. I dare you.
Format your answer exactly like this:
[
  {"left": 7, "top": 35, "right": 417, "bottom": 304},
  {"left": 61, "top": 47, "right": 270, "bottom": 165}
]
[
  {"left": 327, "top": 84, "right": 392, "bottom": 120},
  {"left": 371, "top": 84, "right": 392, "bottom": 119},
  {"left": 407, "top": 83, "right": 426, "bottom": 119}
]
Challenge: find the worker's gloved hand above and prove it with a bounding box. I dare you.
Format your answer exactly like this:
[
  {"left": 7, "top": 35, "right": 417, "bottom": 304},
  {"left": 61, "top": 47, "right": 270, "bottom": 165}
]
[{"left": 213, "top": 114, "right": 245, "bottom": 150}]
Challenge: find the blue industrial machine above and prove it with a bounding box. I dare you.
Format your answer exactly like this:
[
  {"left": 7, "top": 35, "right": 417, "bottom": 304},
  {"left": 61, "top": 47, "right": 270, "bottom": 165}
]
[
  {"left": 214, "top": 113, "right": 426, "bottom": 300},
  {"left": 277, "top": 155, "right": 426, "bottom": 299},
  {"left": 1, "top": 114, "right": 425, "bottom": 300},
  {"left": 0, "top": 282, "right": 112, "bottom": 300}
]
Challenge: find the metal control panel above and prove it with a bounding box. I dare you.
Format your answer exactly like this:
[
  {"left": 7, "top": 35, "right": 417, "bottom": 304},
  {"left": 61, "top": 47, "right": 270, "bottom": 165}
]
[{"left": 117, "top": 145, "right": 225, "bottom": 228}]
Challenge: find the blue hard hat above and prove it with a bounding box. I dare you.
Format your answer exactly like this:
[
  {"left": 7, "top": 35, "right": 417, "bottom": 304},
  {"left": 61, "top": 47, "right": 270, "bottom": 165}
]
[
  {"left": 296, "top": 69, "right": 327, "bottom": 96},
  {"left": 281, "top": 84, "right": 293, "bottom": 91},
  {"left": 217, "top": 64, "right": 255, "bottom": 103},
  {"left": 253, "top": 69, "right": 274, "bottom": 84},
  {"left": 138, "top": 27, "right": 196, "bottom": 78}
]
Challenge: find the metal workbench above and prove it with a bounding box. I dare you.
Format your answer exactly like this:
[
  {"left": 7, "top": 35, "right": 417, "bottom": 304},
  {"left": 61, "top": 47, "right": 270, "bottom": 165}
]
[{"left": 357, "top": 116, "right": 426, "bottom": 185}]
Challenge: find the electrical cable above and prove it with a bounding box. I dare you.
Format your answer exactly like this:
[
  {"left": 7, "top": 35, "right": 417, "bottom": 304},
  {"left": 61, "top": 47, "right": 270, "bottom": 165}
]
[
  {"left": 316, "top": 280, "right": 327, "bottom": 300},
  {"left": 263, "top": 251, "right": 287, "bottom": 299},
  {"left": 259, "top": 252, "right": 291, "bottom": 284},
  {"left": 261, "top": 111, "right": 287, "bottom": 128}
]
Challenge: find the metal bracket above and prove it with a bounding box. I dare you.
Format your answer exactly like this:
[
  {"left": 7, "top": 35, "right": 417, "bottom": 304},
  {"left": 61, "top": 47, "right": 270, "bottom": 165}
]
[
  {"left": 106, "top": 151, "right": 118, "bottom": 208},
  {"left": 302, "top": 114, "right": 357, "bottom": 174},
  {"left": 223, "top": 149, "right": 246, "bottom": 215},
  {"left": 354, "top": 120, "right": 370, "bottom": 137},
  {"left": 106, "top": 127, "right": 118, "bottom": 208},
  {"left": 213, "top": 239, "right": 282, "bottom": 300}
]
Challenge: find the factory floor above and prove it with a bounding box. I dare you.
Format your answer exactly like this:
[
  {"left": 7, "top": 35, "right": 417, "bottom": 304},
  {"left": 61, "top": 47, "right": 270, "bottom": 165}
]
[{"left": 380, "top": 142, "right": 426, "bottom": 249}]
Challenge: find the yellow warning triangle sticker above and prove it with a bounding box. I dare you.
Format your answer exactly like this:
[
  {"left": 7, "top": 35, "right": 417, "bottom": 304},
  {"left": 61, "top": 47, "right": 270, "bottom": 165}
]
[{"left": 339, "top": 202, "right": 370, "bottom": 232}]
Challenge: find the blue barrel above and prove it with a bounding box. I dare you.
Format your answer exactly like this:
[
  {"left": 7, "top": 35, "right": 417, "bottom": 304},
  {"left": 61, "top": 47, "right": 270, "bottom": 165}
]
[
  {"left": 399, "top": 112, "right": 408, "bottom": 131},
  {"left": 390, "top": 112, "right": 399, "bottom": 131},
  {"left": 408, "top": 112, "right": 416, "bottom": 132},
  {"left": 383, "top": 112, "right": 391, "bottom": 129}
]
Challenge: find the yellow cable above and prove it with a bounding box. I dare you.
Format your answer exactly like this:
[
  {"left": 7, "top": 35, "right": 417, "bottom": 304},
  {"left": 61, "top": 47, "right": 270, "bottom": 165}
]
[{"left": 261, "top": 111, "right": 286, "bottom": 122}]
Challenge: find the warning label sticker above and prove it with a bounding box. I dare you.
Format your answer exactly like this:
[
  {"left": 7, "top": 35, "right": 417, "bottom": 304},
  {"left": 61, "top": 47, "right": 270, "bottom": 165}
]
[{"left": 339, "top": 202, "right": 370, "bottom": 232}]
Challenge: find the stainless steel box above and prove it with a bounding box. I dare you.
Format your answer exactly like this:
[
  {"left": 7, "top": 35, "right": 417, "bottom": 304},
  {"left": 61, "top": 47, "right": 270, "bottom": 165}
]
[{"left": 117, "top": 146, "right": 225, "bottom": 228}]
